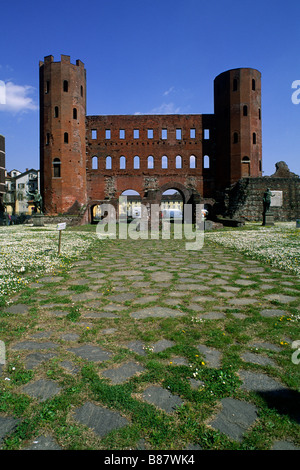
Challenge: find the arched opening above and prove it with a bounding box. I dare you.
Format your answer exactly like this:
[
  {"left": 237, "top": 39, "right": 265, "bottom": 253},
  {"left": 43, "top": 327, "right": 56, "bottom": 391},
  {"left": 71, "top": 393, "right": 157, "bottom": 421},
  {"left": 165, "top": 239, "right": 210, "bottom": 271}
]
[
  {"left": 175, "top": 155, "right": 182, "bottom": 169},
  {"left": 242, "top": 156, "right": 250, "bottom": 177},
  {"left": 92, "top": 156, "right": 98, "bottom": 170},
  {"left": 147, "top": 155, "right": 154, "bottom": 169},
  {"left": 120, "top": 156, "right": 126, "bottom": 169},
  {"left": 119, "top": 189, "right": 142, "bottom": 221},
  {"left": 106, "top": 156, "right": 112, "bottom": 170},
  {"left": 189, "top": 155, "right": 196, "bottom": 169},
  {"left": 53, "top": 158, "right": 61, "bottom": 178},
  {"left": 203, "top": 155, "right": 210, "bottom": 169},
  {"left": 133, "top": 156, "right": 140, "bottom": 169},
  {"left": 162, "top": 155, "right": 168, "bottom": 169},
  {"left": 161, "top": 189, "right": 183, "bottom": 221}
]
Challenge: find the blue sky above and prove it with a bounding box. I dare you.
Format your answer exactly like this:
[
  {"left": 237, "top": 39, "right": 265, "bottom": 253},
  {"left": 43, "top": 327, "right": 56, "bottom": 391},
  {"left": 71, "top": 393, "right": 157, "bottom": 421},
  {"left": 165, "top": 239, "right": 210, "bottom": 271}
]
[{"left": 1, "top": 0, "right": 300, "bottom": 177}]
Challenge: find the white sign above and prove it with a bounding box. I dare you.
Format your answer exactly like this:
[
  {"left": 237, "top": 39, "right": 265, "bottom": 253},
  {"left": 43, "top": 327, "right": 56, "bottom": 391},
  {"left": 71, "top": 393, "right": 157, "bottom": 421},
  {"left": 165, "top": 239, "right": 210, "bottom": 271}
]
[
  {"left": 270, "top": 191, "right": 283, "bottom": 207},
  {"left": 57, "top": 222, "right": 66, "bottom": 231}
]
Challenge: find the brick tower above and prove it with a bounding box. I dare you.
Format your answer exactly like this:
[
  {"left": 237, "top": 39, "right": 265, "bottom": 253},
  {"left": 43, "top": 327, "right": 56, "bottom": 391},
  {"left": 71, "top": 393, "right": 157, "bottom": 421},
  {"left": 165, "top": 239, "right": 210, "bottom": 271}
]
[
  {"left": 214, "top": 68, "right": 262, "bottom": 191},
  {"left": 39, "top": 55, "right": 87, "bottom": 214}
]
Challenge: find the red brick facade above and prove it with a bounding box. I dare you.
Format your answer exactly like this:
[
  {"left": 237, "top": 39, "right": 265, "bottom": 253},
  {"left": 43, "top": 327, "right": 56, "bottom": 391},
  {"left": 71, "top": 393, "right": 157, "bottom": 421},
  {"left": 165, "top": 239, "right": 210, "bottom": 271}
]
[{"left": 39, "top": 55, "right": 262, "bottom": 220}]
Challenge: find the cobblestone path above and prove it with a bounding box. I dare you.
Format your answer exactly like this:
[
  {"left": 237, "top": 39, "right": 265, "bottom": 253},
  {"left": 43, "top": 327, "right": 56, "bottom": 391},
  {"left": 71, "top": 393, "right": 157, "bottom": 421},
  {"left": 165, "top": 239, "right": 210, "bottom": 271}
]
[{"left": 0, "top": 236, "right": 299, "bottom": 450}]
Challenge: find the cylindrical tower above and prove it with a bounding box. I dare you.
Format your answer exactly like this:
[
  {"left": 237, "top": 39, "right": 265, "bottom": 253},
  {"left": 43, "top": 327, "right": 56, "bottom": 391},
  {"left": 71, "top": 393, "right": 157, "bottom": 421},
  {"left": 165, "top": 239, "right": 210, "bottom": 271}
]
[
  {"left": 39, "top": 54, "right": 87, "bottom": 215},
  {"left": 214, "top": 68, "right": 262, "bottom": 190}
]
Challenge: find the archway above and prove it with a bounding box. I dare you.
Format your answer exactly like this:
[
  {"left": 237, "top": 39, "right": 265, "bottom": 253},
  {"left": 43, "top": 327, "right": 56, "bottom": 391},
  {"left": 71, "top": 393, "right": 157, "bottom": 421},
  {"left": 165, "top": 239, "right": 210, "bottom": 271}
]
[
  {"left": 161, "top": 188, "right": 183, "bottom": 221},
  {"left": 120, "top": 189, "right": 142, "bottom": 221}
]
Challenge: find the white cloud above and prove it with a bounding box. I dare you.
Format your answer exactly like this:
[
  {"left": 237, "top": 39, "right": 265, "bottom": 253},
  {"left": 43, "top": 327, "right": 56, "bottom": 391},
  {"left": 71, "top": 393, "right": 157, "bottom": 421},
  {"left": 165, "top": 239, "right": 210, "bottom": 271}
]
[
  {"left": 163, "top": 86, "right": 175, "bottom": 96},
  {"left": 0, "top": 81, "right": 38, "bottom": 113},
  {"left": 135, "top": 102, "right": 181, "bottom": 115}
]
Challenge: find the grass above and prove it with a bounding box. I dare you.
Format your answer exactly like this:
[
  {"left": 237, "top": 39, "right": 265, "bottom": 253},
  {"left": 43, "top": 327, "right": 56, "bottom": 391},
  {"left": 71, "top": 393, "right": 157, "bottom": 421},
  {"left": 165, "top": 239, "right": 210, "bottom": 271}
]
[{"left": 0, "top": 222, "right": 299, "bottom": 450}]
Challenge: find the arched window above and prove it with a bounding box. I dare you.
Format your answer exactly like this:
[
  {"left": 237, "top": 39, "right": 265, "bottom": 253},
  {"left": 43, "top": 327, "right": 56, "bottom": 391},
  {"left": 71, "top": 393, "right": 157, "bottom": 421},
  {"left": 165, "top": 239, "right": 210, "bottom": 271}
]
[
  {"left": 259, "top": 108, "right": 261, "bottom": 120},
  {"left": 162, "top": 155, "right": 168, "bottom": 169},
  {"left": 233, "top": 78, "right": 238, "bottom": 91},
  {"left": 189, "top": 155, "right": 196, "bottom": 169},
  {"left": 133, "top": 156, "right": 140, "bottom": 169},
  {"left": 147, "top": 156, "right": 154, "bottom": 169},
  {"left": 64, "top": 132, "right": 69, "bottom": 143},
  {"left": 252, "top": 79, "right": 256, "bottom": 91},
  {"left": 203, "top": 155, "right": 210, "bottom": 169},
  {"left": 120, "top": 156, "right": 126, "bottom": 169},
  {"left": 63, "top": 80, "right": 68, "bottom": 92},
  {"left": 80, "top": 85, "right": 83, "bottom": 97},
  {"left": 253, "top": 132, "right": 256, "bottom": 144},
  {"left": 106, "top": 156, "right": 112, "bottom": 170},
  {"left": 92, "top": 156, "right": 98, "bottom": 170},
  {"left": 175, "top": 155, "right": 182, "bottom": 169},
  {"left": 46, "top": 133, "right": 50, "bottom": 145},
  {"left": 243, "top": 105, "right": 248, "bottom": 116},
  {"left": 53, "top": 158, "right": 61, "bottom": 178},
  {"left": 54, "top": 106, "right": 59, "bottom": 118},
  {"left": 233, "top": 132, "right": 239, "bottom": 144},
  {"left": 73, "top": 108, "right": 77, "bottom": 119}
]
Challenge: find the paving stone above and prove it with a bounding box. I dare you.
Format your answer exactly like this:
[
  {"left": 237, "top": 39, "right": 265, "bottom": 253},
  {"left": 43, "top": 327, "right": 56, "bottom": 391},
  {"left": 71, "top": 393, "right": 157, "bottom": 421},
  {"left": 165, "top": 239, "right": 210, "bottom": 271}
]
[
  {"left": 199, "top": 312, "right": 226, "bottom": 320},
  {"left": 150, "top": 271, "right": 173, "bottom": 282},
  {"left": 12, "top": 341, "right": 58, "bottom": 351},
  {"left": 25, "top": 352, "right": 57, "bottom": 369},
  {"left": 60, "top": 333, "right": 80, "bottom": 341},
  {"left": 46, "top": 309, "right": 69, "bottom": 317},
  {"left": 101, "top": 328, "right": 118, "bottom": 335},
  {"left": 73, "top": 402, "right": 129, "bottom": 437},
  {"left": 234, "top": 279, "right": 256, "bottom": 286},
  {"left": 271, "top": 440, "right": 300, "bottom": 450},
  {"left": 24, "top": 434, "right": 62, "bottom": 450},
  {"left": 260, "top": 309, "right": 286, "bottom": 318},
  {"left": 176, "top": 284, "right": 210, "bottom": 292},
  {"left": 131, "top": 306, "right": 184, "bottom": 319},
  {"left": 125, "top": 340, "right": 146, "bottom": 356},
  {"left": 265, "top": 294, "right": 298, "bottom": 304},
  {"left": 0, "top": 416, "right": 21, "bottom": 447},
  {"left": 228, "top": 298, "right": 258, "bottom": 306},
  {"left": 142, "top": 385, "right": 184, "bottom": 413},
  {"left": 83, "top": 311, "right": 119, "bottom": 318},
  {"left": 107, "top": 293, "right": 136, "bottom": 302},
  {"left": 71, "top": 292, "right": 103, "bottom": 302},
  {"left": 238, "top": 370, "right": 300, "bottom": 423},
  {"left": 250, "top": 342, "right": 281, "bottom": 352},
  {"left": 151, "top": 339, "right": 175, "bottom": 353},
  {"left": 60, "top": 361, "right": 79, "bottom": 375},
  {"left": 68, "top": 344, "right": 112, "bottom": 362},
  {"left": 22, "top": 379, "right": 62, "bottom": 402},
  {"left": 196, "top": 344, "right": 222, "bottom": 368},
  {"left": 4, "top": 304, "right": 29, "bottom": 315},
  {"left": 133, "top": 296, "right": 159, "bottom": 305},
  {"left": 191, "top": 295, "right": 216, "bottom": 302},
  {"left": 101, "top": 361, "right": 145, "bottom": 384},
  {"left": 104, "top": 303, "right": 128, "bottom": 312},
  {"left": 38, "top": 276, "right": 64, "bottom": 283},
  {"left": 170, "top": 357, "right": 189, "bottom": 366},
  {"left": 209, "top": 398, "right": 258, "bottom": 442},
  {"left": 241, "top": 352, "right": 277, "bottom": 367}
]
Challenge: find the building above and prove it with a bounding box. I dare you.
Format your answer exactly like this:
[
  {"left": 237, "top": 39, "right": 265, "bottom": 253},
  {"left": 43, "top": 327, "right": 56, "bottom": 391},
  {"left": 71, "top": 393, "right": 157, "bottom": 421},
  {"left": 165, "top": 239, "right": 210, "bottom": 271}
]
[
  {"left": 39, "top": 55, "right": 263, "bottom": 223},
  {"left": 4, "top": 169, "right": 40, "bottom": 215},
  {"left": 0, "top": 135, "right": 5, "bottom": 214}
]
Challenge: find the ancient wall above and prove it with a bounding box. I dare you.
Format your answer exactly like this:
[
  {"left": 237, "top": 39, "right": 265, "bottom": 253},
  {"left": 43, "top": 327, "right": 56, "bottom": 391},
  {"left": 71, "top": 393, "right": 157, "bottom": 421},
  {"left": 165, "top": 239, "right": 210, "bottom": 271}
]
[
  {"left": 223, "top": 162, "right": 300, "bottom": 221},
  {"left": 85, "top": 114, "right": 215, "bottom": 204}
]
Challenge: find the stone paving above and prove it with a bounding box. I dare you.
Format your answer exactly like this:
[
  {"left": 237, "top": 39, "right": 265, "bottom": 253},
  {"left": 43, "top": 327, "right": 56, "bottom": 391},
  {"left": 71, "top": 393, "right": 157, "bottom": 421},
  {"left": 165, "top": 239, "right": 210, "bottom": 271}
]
[{"left": 0, "top": 236, "right": 299, "bottom": 450}]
